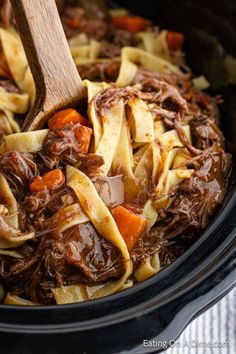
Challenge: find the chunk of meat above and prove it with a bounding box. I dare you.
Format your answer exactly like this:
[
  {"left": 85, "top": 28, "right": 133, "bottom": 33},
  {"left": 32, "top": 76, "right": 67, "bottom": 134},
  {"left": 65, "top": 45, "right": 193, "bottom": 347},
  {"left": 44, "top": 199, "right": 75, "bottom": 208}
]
[
  {"left": 64, "top": 223, "right": 125, "bottom": 282},
  {"left": 190, "top": 116, "right": 224, "bottom": 149},
  {"left": 0, "top": 223, "right": 125, "bottom": 303},
  {"left": 92, "top": 175, "right": 124, "bottom": 208},
  {"left": 0, "top": 152, "right": 38, "bottom": 190},
  {"left": 42, "top": 123, "right": 92, "bottom": 167}
]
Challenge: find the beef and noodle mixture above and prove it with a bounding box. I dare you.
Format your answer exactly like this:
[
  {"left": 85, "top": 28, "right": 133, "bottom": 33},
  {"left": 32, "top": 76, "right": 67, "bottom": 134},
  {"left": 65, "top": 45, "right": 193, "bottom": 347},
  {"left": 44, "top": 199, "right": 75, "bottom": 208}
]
[{"left": 0, "top": 0, "right": 231, "bottom": 305}]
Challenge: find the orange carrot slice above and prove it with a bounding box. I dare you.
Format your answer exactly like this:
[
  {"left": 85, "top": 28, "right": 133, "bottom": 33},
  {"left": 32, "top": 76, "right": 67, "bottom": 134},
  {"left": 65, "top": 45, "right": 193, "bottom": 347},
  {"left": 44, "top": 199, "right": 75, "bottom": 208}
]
[
  {"left": 166, "top": 31, "right": 185, "bottom": 51},
  {"left": 112, "top": 205, "right": 147, "bottom": 251},
  {"left": 48, "top": 109, "right": 87, "bottom": 130},
  {"left": 30, "top": 169, "right": 65, "bottom": 193},
  {"left": 112, "top": 16, "right": 151, "bottom": 32}
]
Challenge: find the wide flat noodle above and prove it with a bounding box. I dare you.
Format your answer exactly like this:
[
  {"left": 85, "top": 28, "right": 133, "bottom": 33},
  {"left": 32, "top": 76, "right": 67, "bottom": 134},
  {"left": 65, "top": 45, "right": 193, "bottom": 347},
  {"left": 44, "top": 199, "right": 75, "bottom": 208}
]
[
  {"left": 164, "top": 169, "right": 194, "bottom": 194},
  {"left": 142, "top": 199, "right": 158, "bottom": 231},
  {"left": 0, "top": 249, "right": 24, "bottom": 258},
  {"left": 53, "top": 284, "right": 88, "bottom": 304},
  {"left": 109, "top": 8, "right": 128, "bottom": 17},
  {"left": 127, "top": 98, "right": 155, "bottom": 143},
  {"left": 70, "top": 35, "right": 101, "bottom": 65},
  {"left": 133, "top": 144, "right": 149, "bottom": 166},
  {"left": 172, "top": 148, "right": 191, "bottom": 169},
  {"left": 0, "top": 129, "right": 48, "bottom": 154},
  {"left": 154, "top": 149, "right": 177, "bottom": 196},
  {"left": 69, "top": 33, "right": 89, "bottom": 47},
  {"left": 134, "top": 141, "right": 161, "bottom": 184},
  {"left": 137, "top": 30, "right": 171, "bottom": 62},
  {"left": 4, "top": 293, "right": 37, "bottom": 306},
  {"left": 0, "top": 232, "right": 35, "bottom": 249},
  {"left": 0, "top": 173, "right": 18, "bottom": 228},
  {"left": 48, "top": 203, "right": 89, "bottom": 233},
  {"left": 134, "top": 253, "right": 160, "bottom": 282},
  {"left": 71, "top": 45, "right": 90, "bottom": 61},
  {"left": 158, "top": 125, "right": 191, "bottom": 151},
  {"left": 0, "top": 87, "right": 29, "bottom": 113},
  {"left": 53, "top": 281, "right": 128, "bottom": 304},
  {"left": 112, "top": 114, "right": 142, "bottom": 202},
  {"left": 84, "top": 80, "right": 110, "bottom": 149},
  {"left": 66, "top": 166, "right": 132, "bottom": 300},
  {"left": 0, "top": 109, "right": 20, "bottom": 136},
  {"left": 95, "top": 99, "right": 124, "bottom": 175},
  {"left": 0, "top": 28, "right": 35, "bottom": 104},
  {"left": 0, "top": 46, "right": 10, "bottom": 78},
  {"left": 119, "top": 279, "right": 133, "bottom": 291},
  {"left": 154, "top": 126, "right": 192, "bottom": 197},
  {"left": 116, "top": 47, "right": 182, "bottom": 87},
  {"left": 112, "top": 114, "right": 134, "bottom": 175},
  {"left": 154, "top": 120, "right": 166, "bottom": 138},
  {"left": 89, "top": 39, "right": 102, "bottom": 60}
]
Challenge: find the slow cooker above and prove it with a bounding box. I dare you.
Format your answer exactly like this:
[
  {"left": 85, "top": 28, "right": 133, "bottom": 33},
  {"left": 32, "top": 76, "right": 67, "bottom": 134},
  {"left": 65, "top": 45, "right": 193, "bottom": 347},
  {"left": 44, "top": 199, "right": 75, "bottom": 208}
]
[{"left": 0, "top": 1, "right": 235, "bottom": 353}]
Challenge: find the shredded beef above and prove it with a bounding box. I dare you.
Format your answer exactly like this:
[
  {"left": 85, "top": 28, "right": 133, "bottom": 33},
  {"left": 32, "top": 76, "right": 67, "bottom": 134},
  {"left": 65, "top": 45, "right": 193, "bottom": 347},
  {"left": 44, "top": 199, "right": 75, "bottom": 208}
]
[
  {"left": 136, "top": 77, "right": 189, "bottom": 113},
  {"left": 61, "top": 5, "right": 111, "bottom": 40},
  {"left": 133, "top": 68, "right": 193, "bottom": 96},
  {"left": 39, "top": 126, "right": 104, "bottom": 176},
  {"left": 21, "top": 187, "right": 70, "bottom": 231},
  {"left": 77, "top": 154, "right": 104, "bottom": 177},
  {"left": 190, "top": 116, "right": 224, "bottom": 150},
  {"left": 0, "top": 223, "right": 124, "bottom": 303},
  {"left": 131, "top": 149, "right": 228, "bottom": 267},
  {"left": 78, "top": 61, "right": 120, "bottom": 82},
  {"left": 112, "top": 29, "right": 137, "bottom": 48},
  {"left": 41, "top": 124, "right": 86, "bottom": 166},
  {"left": 64, "top": 223, "right": 124, "bottom": 282},
  {"left": 42, "top": 124, "right": 88, "bottom": 162},
  {"left": 92, "top": 83, "right": 201, "bottom": 156},
  {"left": 0, "top": 151, "right": 38, "bottom": 191},
  {"left": 98, "top": 43, "right": 122, "bottom": 59},
  {"left": 98, "top": 30, "right": 137, "bottom": 58},
  {"left": 93, "top": 81, "right": 188, "bottom": 119}
]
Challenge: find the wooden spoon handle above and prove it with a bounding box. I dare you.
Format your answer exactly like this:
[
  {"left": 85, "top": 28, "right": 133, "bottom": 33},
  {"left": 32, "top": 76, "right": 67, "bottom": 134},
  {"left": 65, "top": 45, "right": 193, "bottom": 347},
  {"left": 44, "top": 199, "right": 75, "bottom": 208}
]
[{"left": 10, "top": 0, "right": 85, "bottom": 130}]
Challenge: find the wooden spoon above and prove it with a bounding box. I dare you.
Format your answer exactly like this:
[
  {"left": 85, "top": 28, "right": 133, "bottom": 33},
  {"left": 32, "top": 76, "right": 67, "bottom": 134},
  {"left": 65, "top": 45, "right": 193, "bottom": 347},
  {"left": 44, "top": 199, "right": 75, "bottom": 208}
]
[{"left": 10, "top": 0, "right": 85, "bottom": 131}]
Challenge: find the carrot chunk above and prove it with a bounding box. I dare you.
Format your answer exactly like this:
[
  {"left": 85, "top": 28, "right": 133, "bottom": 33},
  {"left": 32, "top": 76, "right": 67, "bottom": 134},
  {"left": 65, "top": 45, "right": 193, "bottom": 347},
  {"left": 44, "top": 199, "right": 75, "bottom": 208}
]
[
  {"left": 166, "top": 31, "right": 185, "bottom": 51},
  {"left": 30, "top": 169, "right": 65, "bottom": 193},
  {"left": 74, "top": 125, "right": 93, "bottom": 154},
  {"left": 112, "top": 16, "right": 151, "bottom": 32},
  {"left": 67, "top": 15, "right": 82, "bottom": 29},
  {"left": 112, "top": 206, "right": 147, "bottom": 251},
  {"left": 48, "top": 109, "right": 87, "bottom": 130}
]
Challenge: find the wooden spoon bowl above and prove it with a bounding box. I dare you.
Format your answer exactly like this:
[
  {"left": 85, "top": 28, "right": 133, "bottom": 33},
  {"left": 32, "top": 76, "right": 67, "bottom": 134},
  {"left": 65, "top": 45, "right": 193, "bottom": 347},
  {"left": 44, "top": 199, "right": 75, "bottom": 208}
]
[{"left": 10, "top": 0, "right": 86, "bottom": 131}]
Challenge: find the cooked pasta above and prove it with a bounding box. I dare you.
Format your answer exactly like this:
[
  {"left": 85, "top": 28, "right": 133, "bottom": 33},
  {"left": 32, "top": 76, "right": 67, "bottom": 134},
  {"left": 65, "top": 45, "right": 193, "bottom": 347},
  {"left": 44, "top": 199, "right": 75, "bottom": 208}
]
[{"left": 0, "top": 1, "right": 231, "bottom": 305}]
